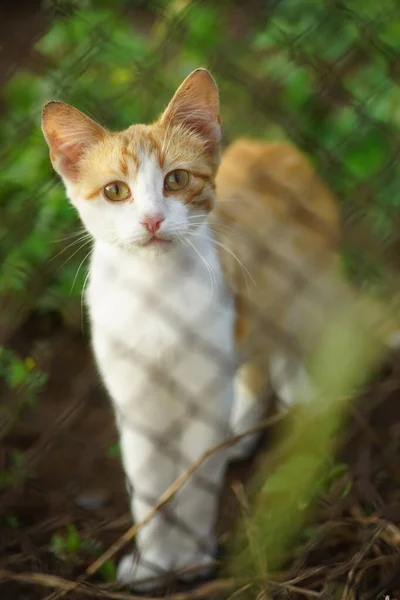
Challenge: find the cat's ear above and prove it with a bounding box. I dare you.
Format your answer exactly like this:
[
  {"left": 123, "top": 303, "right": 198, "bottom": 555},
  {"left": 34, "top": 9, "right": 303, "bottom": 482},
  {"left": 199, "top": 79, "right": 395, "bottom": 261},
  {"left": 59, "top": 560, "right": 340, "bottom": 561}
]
[
  {"left": 42, "top": 102, "right": 106, "bottom": 181},
  {"left": 160, "top": 68, "right": 221, "bottom": 153}
]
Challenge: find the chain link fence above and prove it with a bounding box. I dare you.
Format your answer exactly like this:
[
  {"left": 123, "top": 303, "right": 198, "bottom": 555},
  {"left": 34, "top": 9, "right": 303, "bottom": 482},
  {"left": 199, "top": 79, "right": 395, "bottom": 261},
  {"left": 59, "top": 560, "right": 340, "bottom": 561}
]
[{"left": 1, "top": 1, "right": 400, "bottom": 598}]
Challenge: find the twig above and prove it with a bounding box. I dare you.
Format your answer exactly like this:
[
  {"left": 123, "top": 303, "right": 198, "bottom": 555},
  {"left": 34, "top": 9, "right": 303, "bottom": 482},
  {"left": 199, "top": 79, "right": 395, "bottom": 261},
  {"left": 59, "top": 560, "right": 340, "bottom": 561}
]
[
  {"left": 269, "top": 580, "right": 321, "bottom": 598},
  {"left": 279, "top": 553, "right": 396, "bottom": 589},
  {"left": 0, "top": 569, "right": 323, "bottom": 600},
  {"left": 0, "top": 569, "right": 235, "bottom": 600},
  {"left": 341, "top": 526, "right": 385, "bottom": 600}
]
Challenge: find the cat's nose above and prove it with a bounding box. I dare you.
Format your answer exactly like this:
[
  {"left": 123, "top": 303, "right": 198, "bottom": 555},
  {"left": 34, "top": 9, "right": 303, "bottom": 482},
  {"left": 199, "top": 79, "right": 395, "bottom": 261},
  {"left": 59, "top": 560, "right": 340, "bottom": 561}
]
[{"left": 140, "top": 215, "right": 165, "bottom": 234}]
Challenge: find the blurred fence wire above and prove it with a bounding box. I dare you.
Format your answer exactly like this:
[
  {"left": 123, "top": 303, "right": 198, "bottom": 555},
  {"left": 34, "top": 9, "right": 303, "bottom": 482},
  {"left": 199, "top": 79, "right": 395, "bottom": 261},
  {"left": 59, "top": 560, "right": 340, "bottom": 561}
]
[{"left": 1, "top": 0, "right": 400, "bottom": 598}]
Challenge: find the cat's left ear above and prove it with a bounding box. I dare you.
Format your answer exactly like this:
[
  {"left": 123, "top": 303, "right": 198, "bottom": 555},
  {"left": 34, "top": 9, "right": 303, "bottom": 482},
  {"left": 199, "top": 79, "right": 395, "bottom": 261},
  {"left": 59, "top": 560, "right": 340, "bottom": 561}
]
[
  {"left": 42, "top": 101, "right": 106, "bottom": 182},
  {"left": 159, "top": 68, "right": 221, "bottom": 153}
]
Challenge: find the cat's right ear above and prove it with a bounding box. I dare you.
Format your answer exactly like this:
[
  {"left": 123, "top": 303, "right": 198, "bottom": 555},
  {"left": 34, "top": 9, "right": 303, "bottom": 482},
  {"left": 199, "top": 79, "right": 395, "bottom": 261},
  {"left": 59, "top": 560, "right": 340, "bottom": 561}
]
[
  {"left": 41, "top": 102, "right": 106, "bottom": 181},
  {"left": 159, "top": 69, "right": 221, "bottom": 154}
]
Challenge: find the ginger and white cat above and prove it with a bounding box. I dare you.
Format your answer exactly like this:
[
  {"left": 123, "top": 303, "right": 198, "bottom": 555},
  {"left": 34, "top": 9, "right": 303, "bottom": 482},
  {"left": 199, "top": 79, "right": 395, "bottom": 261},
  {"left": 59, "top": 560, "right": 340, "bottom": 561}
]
[{"left": 41, "top": 69, "right": 394, "bottom": 587}]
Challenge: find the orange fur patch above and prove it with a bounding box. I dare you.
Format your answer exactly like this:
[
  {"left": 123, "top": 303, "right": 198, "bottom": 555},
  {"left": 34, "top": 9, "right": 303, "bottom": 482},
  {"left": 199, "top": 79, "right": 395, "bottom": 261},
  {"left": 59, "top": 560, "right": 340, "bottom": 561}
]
[
  {"left": 85, "top": 187, "right": 102, "bottom": 200},
  {"left": 70, "top": 120, "right": 219, "bottom": 211},
  {"left": 214, "top": 139, "right": 344, "bottom": 398},
  {"left": 118, "top": 147, "right": 130, "bottom": 177}
]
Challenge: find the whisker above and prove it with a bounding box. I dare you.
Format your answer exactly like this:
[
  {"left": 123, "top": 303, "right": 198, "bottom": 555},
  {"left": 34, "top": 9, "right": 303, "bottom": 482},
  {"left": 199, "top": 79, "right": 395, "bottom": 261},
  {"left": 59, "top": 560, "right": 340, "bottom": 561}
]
[
  {"left": 188, "top": 216, "right": 250, "bottom": 243},
  {"left": 50, "top": 228, "right": 88, "bottom": 244},
  {"left": 57, "top": 238, "right": 93, "bottom": 271},
  {"left": 70, "top": 246, "right": 93, "bottom": 294},
  {"left": 214, "top": 241, "right": 254, "bottom": 283},
  {"left": 49, "top": 234, "right": 92, "bottom": 261},
  {"left": 80, "top": 265, "right": 92, "bottom": 335},
  {"left": 189, "top": 231, "right": 255, "bottom": 294},
  {"left": 183, "top": 237, "right": 215, "bottom": 302},
  {"left": 210, "top": 212, "right": 252, "bottom": 235},
  {"left": 207, "top": 225, "right": 251, "bottom": 250}
]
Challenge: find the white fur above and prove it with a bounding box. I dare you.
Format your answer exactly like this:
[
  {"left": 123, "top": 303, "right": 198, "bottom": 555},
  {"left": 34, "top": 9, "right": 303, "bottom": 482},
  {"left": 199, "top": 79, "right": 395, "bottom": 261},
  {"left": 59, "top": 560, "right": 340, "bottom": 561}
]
[
  {"left": 55, "top": 136, "right": 329, "bottom": 589},
  {"left": 64, "top": 148, "right": 328, "bottom": 586},
  {"left": 88, "top": 231, "right": 234, "bottom": 584},
  {"left": 72, "top": 152, "right": 236, "bottom": 586}
]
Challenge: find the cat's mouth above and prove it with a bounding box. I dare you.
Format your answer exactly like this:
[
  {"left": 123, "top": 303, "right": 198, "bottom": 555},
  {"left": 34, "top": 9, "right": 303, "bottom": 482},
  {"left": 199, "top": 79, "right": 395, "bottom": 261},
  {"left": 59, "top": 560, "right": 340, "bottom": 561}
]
[{"left": 144, "top": 236, "right": 173, "bottom": 247}]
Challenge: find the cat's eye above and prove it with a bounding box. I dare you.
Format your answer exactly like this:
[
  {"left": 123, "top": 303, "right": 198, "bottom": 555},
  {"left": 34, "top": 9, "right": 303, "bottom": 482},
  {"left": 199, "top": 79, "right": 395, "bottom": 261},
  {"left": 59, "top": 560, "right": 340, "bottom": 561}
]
[
  {"left": 103, "top": 181, "right": 131, "bottom": 202},
  {"left": 164, "top": 170, "right": 190, "bottom": 192}
]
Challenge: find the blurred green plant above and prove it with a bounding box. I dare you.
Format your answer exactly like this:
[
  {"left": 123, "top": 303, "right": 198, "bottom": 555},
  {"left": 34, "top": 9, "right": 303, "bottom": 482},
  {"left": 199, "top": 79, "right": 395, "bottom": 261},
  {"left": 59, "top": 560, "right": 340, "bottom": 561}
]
[
  {"left": 106, "top": 441, "right": 121, "bottom": 459},
  {"left": 4, "top": 512, "right": 21, "bottom": 529},
  {"left": 0, "top": 349, "right": 46, "bottom": 488},
  {"left": 0, "top": 0, "right": 236, "bottom": 334},
  {"left": 0, "top": 450, "right": 28, "bottom": 490},
  {"left": 249, "top": 0, "right": 400, "bottom": 288},
  {"left": 1, "top": 0, "right": 399, "bottom": 338},
  {"left": 227, "top": 294, "right": 387, "bottom": 596},
  {"left": 0, "top": 348, "right": 46, "bottom": 440},
  {"left": 50, "top": 524, "right": 117, "bottom": 580},
  {"left": 0, "top": 349, "right": 44, "bottom": 390},
  {"left": 50, "top": 524, "right": 83, "bottom": 563}
]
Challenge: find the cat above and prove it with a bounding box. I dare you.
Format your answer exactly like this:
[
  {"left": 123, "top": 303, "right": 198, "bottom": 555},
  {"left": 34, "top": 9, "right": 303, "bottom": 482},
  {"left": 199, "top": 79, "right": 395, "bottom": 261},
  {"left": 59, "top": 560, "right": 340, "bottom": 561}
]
[{"left": 41, "top": 68, "right": 398, "bottom": 588}]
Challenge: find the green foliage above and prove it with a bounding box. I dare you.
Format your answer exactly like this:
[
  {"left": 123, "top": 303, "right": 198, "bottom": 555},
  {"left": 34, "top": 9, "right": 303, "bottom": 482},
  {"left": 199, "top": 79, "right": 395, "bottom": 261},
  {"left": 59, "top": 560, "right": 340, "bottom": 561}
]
[
  {"left": 1, "top": 0, "right": 398, "bottom": 329},
  {"left": 99, "top": 559, "right": 118, "bottom": 582},
  {"left": 50, "top": 524, "right": 117, "bottom": 580},
  {"left": 0, "top": 349, "right": 46, "bottom": 487},
  {"left": 4, "top": 513, "right": 21, "bottom": 529},
  {"left": 228, "top": 296, "right": 385, "bottom": 592},
  {"left": 50, "top": 524, "right": 83, "bottom": 562},
  {"left": 0, "top": 348, "right": 45, "bottom": 391},
  {"left": 0, "top": 1, "right": 232, "bottom": 327},
  {"left": 251, "top": 0, "right": 400, "bottom": 263},
  {"left": 0, "top": 450, "right": 28, "bottom": 490},
  {"left": 106, "top": 441, "right": 121, "bottom": 459}
]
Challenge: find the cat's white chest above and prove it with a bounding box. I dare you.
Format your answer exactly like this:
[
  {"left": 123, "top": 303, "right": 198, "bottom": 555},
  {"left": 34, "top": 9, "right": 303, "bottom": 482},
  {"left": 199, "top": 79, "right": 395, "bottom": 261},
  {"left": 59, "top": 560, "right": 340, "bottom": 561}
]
[
  {"left": 88, "top": 245, "right": 230, "bottom": 350},
  {"left": 86, "top": 235, "right": 235, "bottom": 413}
]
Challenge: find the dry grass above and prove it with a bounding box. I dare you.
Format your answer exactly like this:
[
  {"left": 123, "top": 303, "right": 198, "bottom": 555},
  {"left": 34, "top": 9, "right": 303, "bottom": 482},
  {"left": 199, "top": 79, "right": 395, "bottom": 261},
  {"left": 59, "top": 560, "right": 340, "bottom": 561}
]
[{"left": 1, "top": 312, "right": 400, "bottom": 600}]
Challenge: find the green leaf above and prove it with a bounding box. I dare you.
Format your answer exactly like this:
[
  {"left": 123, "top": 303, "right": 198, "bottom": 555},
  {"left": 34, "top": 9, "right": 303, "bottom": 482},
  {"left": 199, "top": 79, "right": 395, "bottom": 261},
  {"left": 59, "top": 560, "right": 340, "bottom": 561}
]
[
  {"left": 107, "top": 442, "right": 121, "bottom": 458},
  {"left": 66, "top": 524, "right": 81, "bottom": 553},
  {"left": 50, "top": 533, "right": 66, "bottom": 558},
  {"left": 344, "top": 131, "right": 389, "bottom": 179},
  {"left": 380, "top": 19, "right": 400, "bottom": 50},
  {"left": 99, "top": 560, "right": 117, "bottom": 582},
  {"left": 5, "top": 513, "right": 20, "bottom": 529},
  {"left": 283, "top": 68, "right": 312, "bottom": 109}
]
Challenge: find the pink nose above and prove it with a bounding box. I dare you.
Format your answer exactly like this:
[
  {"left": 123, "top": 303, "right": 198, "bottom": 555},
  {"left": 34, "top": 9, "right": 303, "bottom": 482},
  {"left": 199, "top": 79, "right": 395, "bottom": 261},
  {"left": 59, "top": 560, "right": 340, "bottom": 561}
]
[{"left": 140, "top": 215, "right": 164, "bottom": 234}]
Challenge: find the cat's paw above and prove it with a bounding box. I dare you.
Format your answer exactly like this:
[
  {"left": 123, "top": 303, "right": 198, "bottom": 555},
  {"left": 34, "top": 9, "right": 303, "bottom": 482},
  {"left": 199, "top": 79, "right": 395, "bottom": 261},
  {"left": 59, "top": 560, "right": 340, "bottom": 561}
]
[{"left": 117, "top": 553, "right": 168, "bottom": 591}]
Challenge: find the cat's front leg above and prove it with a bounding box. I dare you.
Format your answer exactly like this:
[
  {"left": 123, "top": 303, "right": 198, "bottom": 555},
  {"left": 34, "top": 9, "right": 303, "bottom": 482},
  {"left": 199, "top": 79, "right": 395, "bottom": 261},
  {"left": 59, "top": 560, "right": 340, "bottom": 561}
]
[
  {"left": 171, "top": 410, "right": 231, "bottom": 580},
  {"left": 116, "top": 384, "right": 232, "bottom": 589},
  {"left": 116, "top": 423, "right": 181, "bottom": 588}
]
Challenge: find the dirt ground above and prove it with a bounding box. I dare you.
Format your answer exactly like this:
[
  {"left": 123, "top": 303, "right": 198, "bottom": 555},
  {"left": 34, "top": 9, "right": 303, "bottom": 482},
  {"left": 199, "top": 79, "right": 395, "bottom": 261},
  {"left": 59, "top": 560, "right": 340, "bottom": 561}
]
[
  {"left": 2, "top": 308, "right": 400, "bottom": 599},
  {"left": 1, "top": 2, "right": 400, "bottom": 599}
]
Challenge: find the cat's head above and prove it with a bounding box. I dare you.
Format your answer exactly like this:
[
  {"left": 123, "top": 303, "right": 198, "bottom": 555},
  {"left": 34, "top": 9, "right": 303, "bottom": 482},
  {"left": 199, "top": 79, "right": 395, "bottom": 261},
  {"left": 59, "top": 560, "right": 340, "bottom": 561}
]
[{"left": 42, "top": 69, "right": 221, "bottom": 255}]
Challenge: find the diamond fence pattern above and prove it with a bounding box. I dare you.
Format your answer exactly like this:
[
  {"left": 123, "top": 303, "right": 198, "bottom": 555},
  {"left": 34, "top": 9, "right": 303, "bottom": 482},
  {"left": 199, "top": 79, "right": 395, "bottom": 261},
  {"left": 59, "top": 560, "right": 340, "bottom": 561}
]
[{"left": 1, "top": 0, "right": 400, "bottom": 598}]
